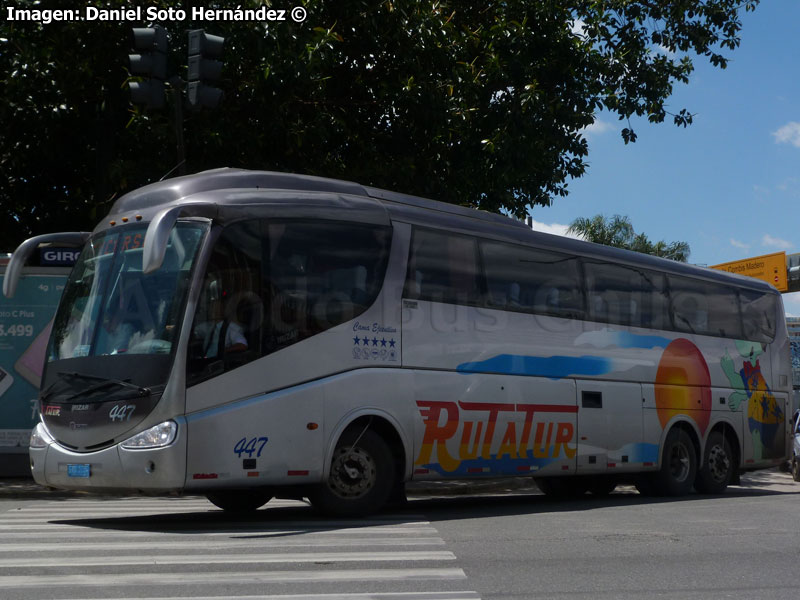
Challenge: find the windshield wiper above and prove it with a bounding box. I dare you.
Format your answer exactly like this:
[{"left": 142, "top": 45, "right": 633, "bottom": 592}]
[{"left": 42, "top": 371, "right": 150, "bottom": 404}]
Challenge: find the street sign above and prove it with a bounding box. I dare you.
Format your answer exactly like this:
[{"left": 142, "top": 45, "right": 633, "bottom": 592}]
[{"left": 710, "top": 251, "right": 788, "bottom": 292}]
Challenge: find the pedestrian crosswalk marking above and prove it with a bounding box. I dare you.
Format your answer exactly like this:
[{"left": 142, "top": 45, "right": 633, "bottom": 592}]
[
  {"left": 0, "top": 567, "right": 468, "bottom": 588},
  {"left": 0, "top": 537, "right": 447, "bottom": 552},
  {"left": 0, "top": 550, "right": 456, "bottom": 567},
  {"left": 0, "top": 498, "right": 480, "bottom": 599},
  {"left": 58, "top": 593, "right": 481, "bottom": 600},
  {"left": 56, "top": 594, "right": 481, "bottom": 600}
]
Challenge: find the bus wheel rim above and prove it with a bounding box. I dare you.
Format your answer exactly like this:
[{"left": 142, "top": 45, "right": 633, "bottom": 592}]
[
  {"left": 708, "top": 444, "right": 730, "bottom": 483},
  {"left": 670, "top": 443, "right": 691, "bottom": 483},
  {"left": 329, "top": 446, "right": 377, "bottom": 499}
]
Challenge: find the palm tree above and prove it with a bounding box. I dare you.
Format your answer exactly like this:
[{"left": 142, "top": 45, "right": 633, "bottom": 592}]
[{"left": 567, "top": 214, "right": 690, "bottom": 262}]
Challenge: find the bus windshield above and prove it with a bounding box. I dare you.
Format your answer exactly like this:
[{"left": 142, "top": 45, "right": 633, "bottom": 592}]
[{"left": 50, "top": 222, "right": 207, "bottom": 361}]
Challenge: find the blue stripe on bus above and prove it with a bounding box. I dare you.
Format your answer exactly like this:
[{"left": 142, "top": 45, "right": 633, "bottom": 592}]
[
  {"left": 418, "top": 444, "right": 660, "bottom": 477},
  {"left": 418, "top": 453, "right": 562, "bottom": 477},
  {"left": 576, "top": 330, "right": 673, "bottom": 349},
  {"left": 616, "top": 442, "right": 660, "bottom": 464},
  {"left": 456, "top": 354, "right": 615, "bottom": 379}
]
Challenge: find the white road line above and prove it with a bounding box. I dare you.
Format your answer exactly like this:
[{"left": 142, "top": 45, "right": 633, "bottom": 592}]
[
  {"left": 18, "top": 497, "right": 211, "bottom": 503},
  {"left": 0, "top": 537, "right": 447, "bottom": 552},
  {"left": 4, "top": 504, "right": 216, "bottom": 512},
  {"left": 0, "top": 522, "right": 438, "bottom": 534},
  {"left": 0, "top": 531, "right": 440, "bottom": 544},
  {"left": 6, "top": 501, "right": 303, "bottom": 511},
  {"left": 0, "top": 511, "right": 429, "bottom": 525},
  {"left": 56, "top": 592, "right": 481, "bottom": 600},
  {"left": 0, "top": 567, "right": 468, "bottom": 588},
  {"left": 12, "top": 498, "right": 307, "bottom": 506},
  {"left": 0, "top": 550, "right": 455, "bottom": 567},
  {"left": 0, "top": 511, "right": 430, "bottom": 524},
  {"left": 0, "top": 502, "right": 478, "bottom": 598}
]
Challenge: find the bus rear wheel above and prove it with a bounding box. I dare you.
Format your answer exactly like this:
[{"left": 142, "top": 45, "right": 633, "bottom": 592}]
[
  {"left": 650, "top": 427, "right": 697, "bottom": 496},
  {"left": 206, "top": 489, "right": 272, "bottom": 512},
  {"left": 694, "top": 431, "right": 734, "bottom": 494},
  {"left": 310, "top": 428, "right": 395, "bottom": 516}
]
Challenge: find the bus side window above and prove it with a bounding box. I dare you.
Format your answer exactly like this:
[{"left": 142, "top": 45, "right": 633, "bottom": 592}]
[
  {"left": 264, "top": 220, "right": 391, "bottom": 352},
  {"left": 669, "top": 275, "right": 741, "bottom": 339},
  {"left": 673, "top": 293, "right": 708, "bottom": 335},
  {"left": 187, "top": 221, "right": 263, "bottom": 381},
  {"left": 188, "top": 219, "right": 391, "bottom": 384},
  {"left": 591, "top": 296, "right": 610, "bottom": 322},
  {"left": 583, "top": 261, "right": 668, "bottom": 329},
  {"left": 404, "top": 228, "right": 481, "bottom": 305},
  {"left": 739, "top": 289, "right": 776, "bottom": 343},
  {"left": 480, "top": 240, "right": 583, "bottom": 319},
  {"left": 328, "top": 265, "right": 369, "bottom": 306}
]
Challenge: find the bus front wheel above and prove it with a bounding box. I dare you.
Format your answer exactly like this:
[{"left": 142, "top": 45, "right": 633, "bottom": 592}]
[
  {"left": 310, "top": 428, "right": 395, "bottom": 516},
  {"left": 206, "top": 489, "right": 272, "bottom": 512}
]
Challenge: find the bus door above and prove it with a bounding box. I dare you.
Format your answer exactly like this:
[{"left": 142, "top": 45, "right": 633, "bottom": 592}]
[{"left": 576, "top": 380, "right": 644, "bottom": 474}]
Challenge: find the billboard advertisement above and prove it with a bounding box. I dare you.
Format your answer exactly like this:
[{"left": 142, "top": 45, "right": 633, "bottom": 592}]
[{"left": 0, "top": 268, "right": 69, "bottom": 452}]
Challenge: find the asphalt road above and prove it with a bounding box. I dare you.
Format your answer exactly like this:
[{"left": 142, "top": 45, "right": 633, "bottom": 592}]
[
  {"left": 0, "top": 470, "right": 797, "bottom": 599},
  {"left": 416, "top": 469, "right": 800, "bottom": 599}
]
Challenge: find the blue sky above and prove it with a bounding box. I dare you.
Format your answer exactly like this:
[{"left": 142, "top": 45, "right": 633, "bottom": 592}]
[{"left": 529, "top": 1, "right": 800, "bottom": 315}]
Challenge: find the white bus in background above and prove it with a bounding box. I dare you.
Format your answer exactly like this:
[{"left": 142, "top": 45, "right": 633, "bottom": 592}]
[{"left": 3, "top": 169, "right": 791, "bottom": 514}]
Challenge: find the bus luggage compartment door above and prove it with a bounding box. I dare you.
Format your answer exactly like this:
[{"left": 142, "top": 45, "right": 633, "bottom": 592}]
[{"left": 576, "top": 380, "right": 644, "bottom": 473}]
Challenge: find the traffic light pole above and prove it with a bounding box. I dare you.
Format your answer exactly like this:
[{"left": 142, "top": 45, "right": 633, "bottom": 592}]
[
  {"left": 169, "top": 76, "right": 187, "bottom": 176},
  {"left": 127, "top": 26, "right": 225, "bottom": 177}
]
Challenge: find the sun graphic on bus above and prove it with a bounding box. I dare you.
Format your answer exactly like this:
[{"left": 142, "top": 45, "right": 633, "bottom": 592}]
[{"left": 654, "top": 338, "right": 712, "bottom": 435}]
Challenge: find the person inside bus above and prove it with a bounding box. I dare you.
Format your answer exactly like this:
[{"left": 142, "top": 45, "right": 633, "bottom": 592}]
[{"left": 193, "top": 279, "right": 248, "bottom": 359}]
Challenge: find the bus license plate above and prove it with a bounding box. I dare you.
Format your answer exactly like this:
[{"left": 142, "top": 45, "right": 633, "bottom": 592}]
[{"left": 67, "top": 464, "right": 91, "bottom": 478}]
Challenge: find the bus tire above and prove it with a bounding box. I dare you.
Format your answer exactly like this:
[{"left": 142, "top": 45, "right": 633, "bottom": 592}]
[
  {"left": 535, "top": 476, "right": 588, "bottom": 498},
  {"left": 206, "top": 489, "right": 272, "bottom": 512},
  {"left": 652, "top": 427, "right": 697, "bottom": 496},
  {"left": 694, "top": 431, "right": 734, "bottom": 494},
  {"left": 310, "top": 428, "right": 395, "bottom": 516}
]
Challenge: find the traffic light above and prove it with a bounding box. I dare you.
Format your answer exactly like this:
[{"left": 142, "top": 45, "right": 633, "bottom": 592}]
[
  {"left": 187, "top": 29, "right": 225, "bottom": 110},
  {"left": 128, "top": 25, "right": 167, "bottom": 110}
]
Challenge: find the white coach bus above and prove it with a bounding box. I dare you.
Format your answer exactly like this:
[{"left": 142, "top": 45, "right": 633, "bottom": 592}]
[{"left": 3, "top": 169, "right": 791, "bottom": 514}]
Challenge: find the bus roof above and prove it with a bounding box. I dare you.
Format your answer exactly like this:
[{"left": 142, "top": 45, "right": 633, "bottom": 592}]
[
  {"left": 110, "top": 168, "right": 525, "bottom": 231},
  {"left": 110, "top": 168, "right": 778, "bottom": 295}
]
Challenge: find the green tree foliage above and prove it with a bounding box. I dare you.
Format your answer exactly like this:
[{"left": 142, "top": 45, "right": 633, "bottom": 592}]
[
  {"left": 567, "top": 214, "right": 691, "bottom": 262},
  {"left": 0, "top": 0, "right": 758, "bottom": 248}
]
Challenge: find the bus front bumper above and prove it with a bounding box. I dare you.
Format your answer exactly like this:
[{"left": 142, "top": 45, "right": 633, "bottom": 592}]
[{"left": 29, "top": 419, "right": 188, "bottom": 493}]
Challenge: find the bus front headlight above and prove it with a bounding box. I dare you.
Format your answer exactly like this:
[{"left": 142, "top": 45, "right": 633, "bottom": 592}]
[
  {"left": 120, "top": 421, "right": 177, "bottom": 449},
  {"left": 29, "top": 422, "right": 54, "bottom": 449}
]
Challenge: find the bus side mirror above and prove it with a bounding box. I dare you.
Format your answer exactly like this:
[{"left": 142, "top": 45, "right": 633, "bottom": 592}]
[{"left": 142, "top": 202, "right": 216, "bottom": 274}]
